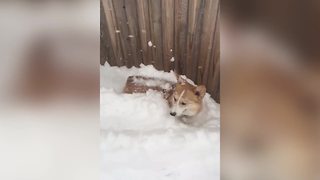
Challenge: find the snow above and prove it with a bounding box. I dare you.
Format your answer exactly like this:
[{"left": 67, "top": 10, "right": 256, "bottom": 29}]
[
  {"left": 148, "top": 41, "right": 153, "bottom": 47},
  {"left": 132, "top": 77, "right": 173, "bottom": 90},
  {"left": 101, "top": 63, "right": 220, "bottom": 180},
  {"left": 170, "top": 57, "right": 175, "bottom": 62}
]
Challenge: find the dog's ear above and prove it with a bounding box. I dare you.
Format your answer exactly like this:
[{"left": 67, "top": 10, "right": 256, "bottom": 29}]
[{"left": 195, "top": 85, "right": 206, "bottom": 99}]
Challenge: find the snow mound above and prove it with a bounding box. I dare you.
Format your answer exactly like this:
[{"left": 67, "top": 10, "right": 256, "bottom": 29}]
[{"left": 101, "top": 63, "right": 220, "bottom": 180}]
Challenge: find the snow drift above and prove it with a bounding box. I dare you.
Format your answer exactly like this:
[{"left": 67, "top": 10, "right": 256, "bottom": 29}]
[{"left": 101, "top": 63, "right": 220, "bottom": 180}]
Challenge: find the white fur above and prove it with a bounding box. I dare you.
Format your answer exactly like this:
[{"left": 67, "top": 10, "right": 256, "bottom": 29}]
[{"left": 171, "top": 90, "right": 186, "bottom": 116}]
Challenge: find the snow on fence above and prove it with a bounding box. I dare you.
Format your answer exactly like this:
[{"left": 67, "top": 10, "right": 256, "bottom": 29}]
[{"left": 101, "top": 0, "right": 220, "bottom": 103}]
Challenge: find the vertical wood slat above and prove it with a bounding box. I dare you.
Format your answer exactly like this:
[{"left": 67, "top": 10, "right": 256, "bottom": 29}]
[
  {"left": 207, "top": 7, "right": 220, "bottom": 103},
  {"left": 101, "top": 0, "right": 124, "bottom": 66},
  {"left": 198, "top": 0, "right": 219, "bottom": 84},
  {"left": 185, "top": 0, "right": 202, "bottom": 81},
  {"left": 112, "top": 0, "right": 132, "bottom": 67},
  {"left": 174, "top": 0, "right": 189, "bottom": 74},
  {"left": 101, "top": 0, "right": 220, "bottom": 102},
  {"left": 136, "top": 0, "right": 152, "bottom": 65},
  {"left": 100, "top": 1, "right": 116, "bottom": 66},
  {"left": 148, "top": 0, "right": 163, "bottom": 69},
  {"left": 124, "top": 0, "right": 142, "bottom": 66},
  {"left": 161, "top": 0, "right": 175, "bottom": 72}
]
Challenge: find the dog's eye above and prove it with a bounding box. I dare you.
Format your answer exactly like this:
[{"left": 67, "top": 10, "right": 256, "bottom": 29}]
[{"left": 181, "top": 102, "right": 186, "bottom": 105}]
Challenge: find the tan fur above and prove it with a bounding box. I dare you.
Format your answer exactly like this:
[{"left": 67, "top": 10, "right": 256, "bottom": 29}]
[
  {"left": 168, "top": 77, "right": 206, "bottom": 117},
  {"left": 123, "top": 75, "right": 206, "bottom": 118}
]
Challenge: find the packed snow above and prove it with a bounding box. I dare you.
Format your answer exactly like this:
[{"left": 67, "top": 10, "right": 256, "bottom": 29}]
[
  {"left": 101, "top": 63, "right": 220, "bottom": 180},
  {"left": 132, "top": 76, "right": 173, "bottom": 90}
]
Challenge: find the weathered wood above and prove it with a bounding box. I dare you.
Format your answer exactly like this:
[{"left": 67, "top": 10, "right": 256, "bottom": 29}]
[
  {"left": 149, "top": 0, "right": 163, "bottom": 69},
  {"left": 136, "top": 0, "right": 152, "bottom": 65},
  {"left": 101, "top": 0, "right": 124, "bottom": 66},
  {"left": 174, "top": 0, "right": 189, "bottom": 74},
  {"left": 185, "top": 0, "right": 203, "bottom": 81},
  {"left": 161, "top": 0, "right": 175, "bottom": 72},
  {"left": 101, "top": 0, "right": 220, "bottom": 103},
  {"left": 123, "top": 75, "right": 175, "bottom": 100},
  {"left": 100, "top": 1, "right": 116, "bottom": 66},
  {"left": 207, "top": 8, "right": 220, "bottom": 102},
  {"left": 200, "top": 0, "right": 219, "bottom": 84},
  {"left": 124, "top": 0, "right": 142, "bottom": 66},
  {"left": 112, "top": 0, "right": 133, "bottom": 67}
]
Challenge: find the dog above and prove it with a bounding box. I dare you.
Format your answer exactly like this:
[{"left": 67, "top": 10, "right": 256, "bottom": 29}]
[
  {"left": 123, "top": 74, "right": 207, "bottom": 122},
  {"left": 167, "top": 76, "right": 206, "bottom": 118}
]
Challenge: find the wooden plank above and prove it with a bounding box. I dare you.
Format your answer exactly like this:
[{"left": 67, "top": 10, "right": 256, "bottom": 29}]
[
  {"left": 162, "top": 0, "right": 175, "bottom": 72},
  {"left": 112, "top": 0, "right": 133, "bottom": 67},
  {"left": 124, "top": 0, "right": 143, "bottom": 67},
  {"left": 199, "top": 0, "right": 219, "bottom": 84},
  {"left": 100, "top": 1, "right": 116, "bottom": 65},
  {"left": 174, "top": 0, "right": 189, "bottom": 74},
  {"left": 193, "top": 0, "right": 206, "bottom": 84},
  {"left": 185, "top": 0, "right": 203, "bottom": 82},
  {"left": 101, "top": 0, "right": 124, "bottom": 66},
  {"left": 136, "top": 0, "right": 152, "bottom": 65},
  {"left": 207, "top": 9, "right": 220, "bottom": 103},
  {"left": 210, "top": 60, "right": 220, "bottom": 103},
  {"left": 148, "top": 0, "right": 163, "bottom": 70},
  {"left": 207, "top": 6, "right": 219, "bottom": 87}
]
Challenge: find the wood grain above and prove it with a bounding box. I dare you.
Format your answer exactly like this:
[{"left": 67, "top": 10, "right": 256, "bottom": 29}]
[{"left": 101, "top": 0, "right": 220, "bottom": 102}]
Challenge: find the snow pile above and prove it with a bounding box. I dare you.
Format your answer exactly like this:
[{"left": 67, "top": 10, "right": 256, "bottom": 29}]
[
  {"left": 101, "top": 63, "right": 220, "bottom": 180},
  {"left": 132, "top": 77, "right": 173, "bottom": 90}
]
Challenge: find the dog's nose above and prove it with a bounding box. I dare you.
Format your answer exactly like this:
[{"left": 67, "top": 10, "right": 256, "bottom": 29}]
[{"left": 170, "top": 112, "right": 176, "bottom": 116}]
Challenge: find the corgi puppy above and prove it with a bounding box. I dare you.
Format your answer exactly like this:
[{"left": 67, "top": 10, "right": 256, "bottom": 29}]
[
  {"left": 168, "top": 76, "right": 206, "bottom": 119},
  {"left": 123, "top": 74, "right": 207, "bottom": 122}
]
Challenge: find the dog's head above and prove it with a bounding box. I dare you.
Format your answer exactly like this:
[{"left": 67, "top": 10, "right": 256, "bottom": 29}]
[{"left": 168, "top": 76, "right": 206, "bottom": 117}]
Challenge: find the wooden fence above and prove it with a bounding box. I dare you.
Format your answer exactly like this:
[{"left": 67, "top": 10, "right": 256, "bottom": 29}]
[{"left": 101, "top": 0, "right": 220, "bottom": 103}]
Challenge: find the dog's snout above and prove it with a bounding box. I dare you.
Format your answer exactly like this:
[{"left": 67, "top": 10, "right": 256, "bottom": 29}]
[{"left": 170, "top": 112, "right": 176, "bottom": 116}]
